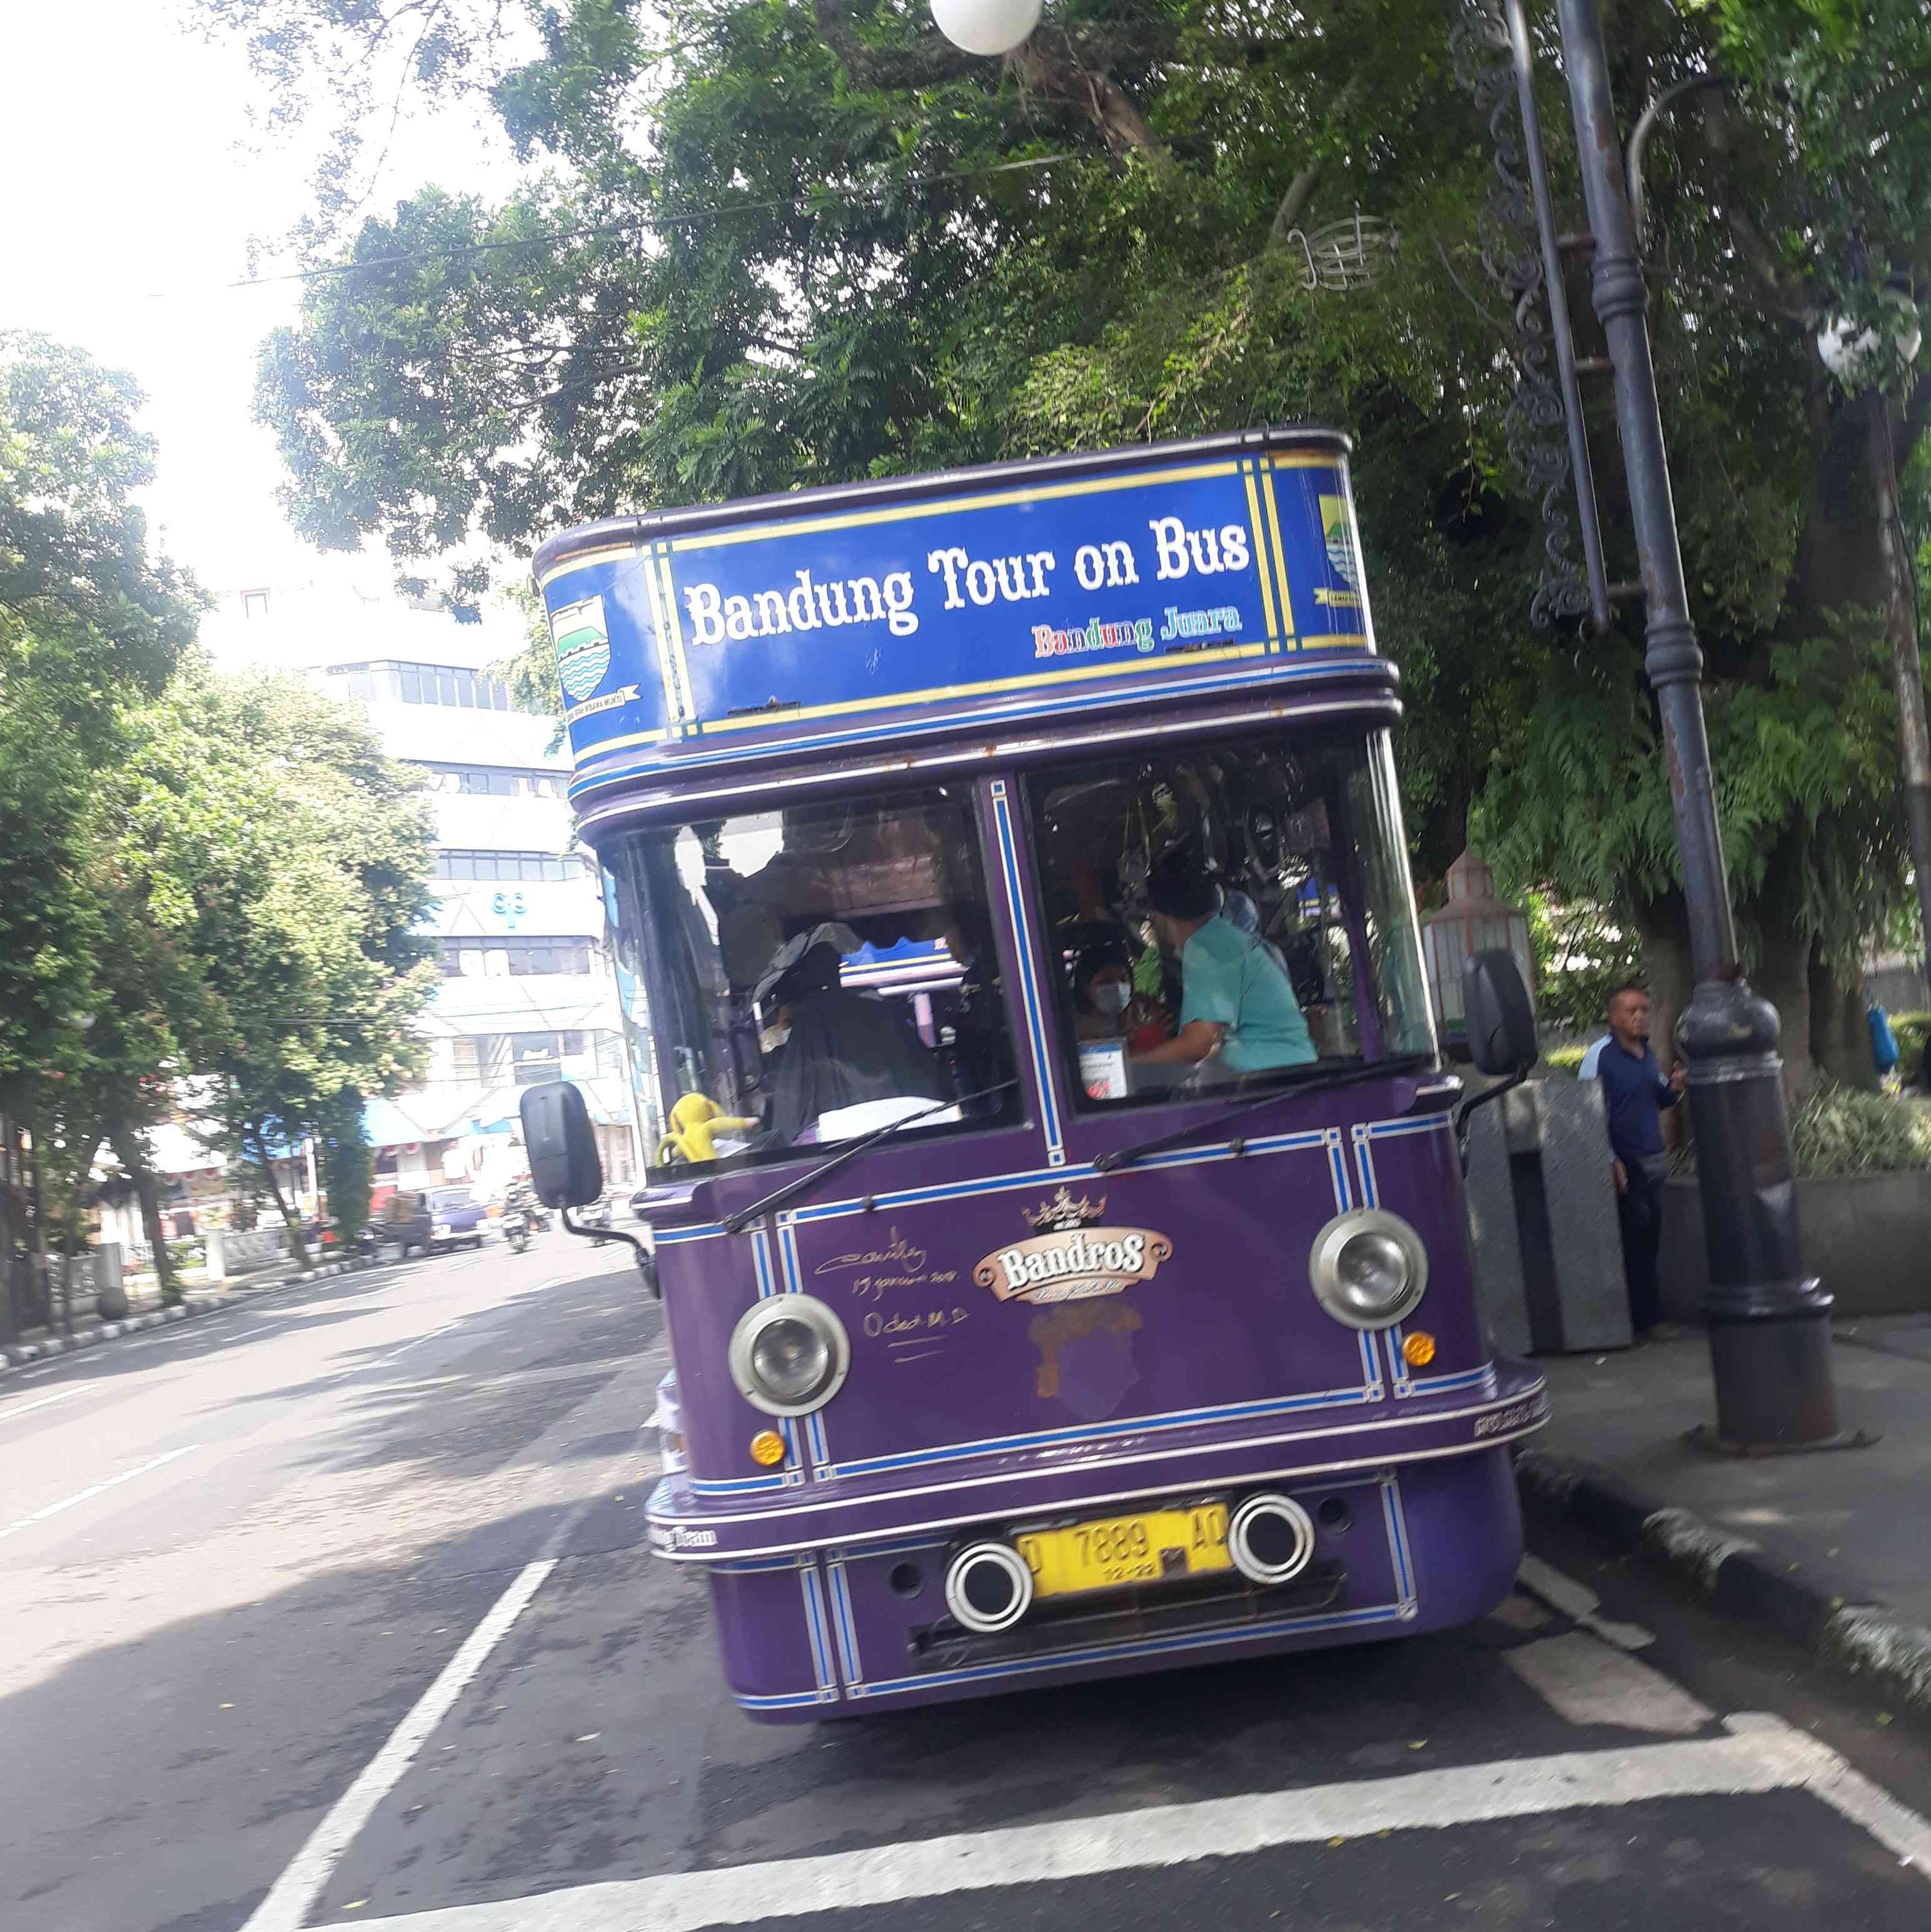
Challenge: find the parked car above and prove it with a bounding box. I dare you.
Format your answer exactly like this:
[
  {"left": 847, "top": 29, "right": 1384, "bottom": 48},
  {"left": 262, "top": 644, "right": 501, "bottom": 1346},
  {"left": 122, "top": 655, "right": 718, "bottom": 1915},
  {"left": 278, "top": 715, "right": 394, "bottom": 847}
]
[{"left": 380, "top": 1186, "right": 488, "bottom": 1257}]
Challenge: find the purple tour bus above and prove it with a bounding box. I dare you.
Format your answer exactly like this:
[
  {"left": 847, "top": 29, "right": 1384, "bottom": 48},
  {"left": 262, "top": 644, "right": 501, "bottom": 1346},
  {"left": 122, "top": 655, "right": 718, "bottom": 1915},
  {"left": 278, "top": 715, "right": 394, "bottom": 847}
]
[{"left": 528, "top": 427, "right": 1550, "bottom": 1720}]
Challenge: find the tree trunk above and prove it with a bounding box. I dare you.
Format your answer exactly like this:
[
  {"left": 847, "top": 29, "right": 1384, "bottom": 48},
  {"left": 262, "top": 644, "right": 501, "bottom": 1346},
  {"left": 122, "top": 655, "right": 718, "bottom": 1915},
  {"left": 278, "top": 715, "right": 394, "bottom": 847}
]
[
  {"left": 110, "top": 1124, "right": 178, "bottom": 1302},
  {"left": 0, "top": 1111, "right": 17, "bottom": 1347},
  {"left": 1752, "top": 919, "right": 1816, "bottom": 1097},
  {"left": 1807, "top": 943, "right": 1877, "bottom": 1090},
  {"left": 252, "top": 1131, "right": 310, "bottom": 1268},
  {"left": 1633, "top": 893, "right": 1695, "bottom": 1150},
  {"left": 28, "top": 1125, "right": 51, "bottom": 1332}
]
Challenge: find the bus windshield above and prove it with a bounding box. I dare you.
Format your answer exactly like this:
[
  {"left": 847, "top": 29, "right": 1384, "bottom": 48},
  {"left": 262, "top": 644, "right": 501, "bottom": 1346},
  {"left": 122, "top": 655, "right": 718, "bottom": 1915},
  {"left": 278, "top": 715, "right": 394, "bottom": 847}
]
[
  {"left": 1026, "top": 723, "right": 1435, "bottom": 1105},
  {"left": 607, "top": 784, "right": 1019, "bottom": 1180}
]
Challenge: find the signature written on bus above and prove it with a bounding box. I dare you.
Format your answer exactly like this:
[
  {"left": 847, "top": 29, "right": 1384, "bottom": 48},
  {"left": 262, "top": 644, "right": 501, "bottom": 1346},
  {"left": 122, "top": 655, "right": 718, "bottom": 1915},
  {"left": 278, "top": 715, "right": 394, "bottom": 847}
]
[{"left": 814, "top": 1227, "right": 959, "bottom": 1302}]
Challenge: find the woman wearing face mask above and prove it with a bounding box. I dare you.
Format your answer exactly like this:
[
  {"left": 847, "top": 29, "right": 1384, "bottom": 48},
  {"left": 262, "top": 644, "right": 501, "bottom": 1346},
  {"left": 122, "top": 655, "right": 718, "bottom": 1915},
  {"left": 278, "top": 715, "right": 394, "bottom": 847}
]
[{"left": 1072, "top": 941, "right": 1139, "bottom": 1041}]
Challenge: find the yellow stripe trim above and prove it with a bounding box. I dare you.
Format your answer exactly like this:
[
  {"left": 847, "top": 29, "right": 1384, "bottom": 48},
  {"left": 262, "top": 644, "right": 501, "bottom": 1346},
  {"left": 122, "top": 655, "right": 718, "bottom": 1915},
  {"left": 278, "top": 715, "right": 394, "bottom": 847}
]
[
  {"left": 667, "top": 460, "right": 1243, "bottom": 553},
  {"left": 572, "top": 726, "right": 666, "bottom": 759},
  {"left": 1261, "top": 470, "right": 1297, "bottom": 644},
  {"left": 1298, "top": 632, "right": 1373, "bottom": 649},
  {"left": 1269, "top": 452, "right": 1349, "bottom": 471},
  {"left": 1243, "top": 470, "right": 1279, "bottom": 652},
  {"left": 686, "top": 640, "right": 1273, "bottom": 736},
  {"left": 537, "top": 544, "right": 636, "bottom": 592}
]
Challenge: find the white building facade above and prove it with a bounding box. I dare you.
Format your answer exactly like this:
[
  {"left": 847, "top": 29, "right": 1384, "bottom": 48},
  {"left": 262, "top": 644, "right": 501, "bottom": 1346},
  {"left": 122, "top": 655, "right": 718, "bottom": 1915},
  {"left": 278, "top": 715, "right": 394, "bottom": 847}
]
[{"left": 207, "top": 579, "right": 638, "bottom": 1206}]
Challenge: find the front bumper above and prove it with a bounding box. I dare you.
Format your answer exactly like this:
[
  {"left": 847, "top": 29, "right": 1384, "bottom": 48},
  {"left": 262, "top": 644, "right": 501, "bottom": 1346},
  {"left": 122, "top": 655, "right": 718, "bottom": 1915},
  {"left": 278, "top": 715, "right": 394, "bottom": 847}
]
[{"left": 647, "top": 1358, "right": 1549, "bottom": 1564}]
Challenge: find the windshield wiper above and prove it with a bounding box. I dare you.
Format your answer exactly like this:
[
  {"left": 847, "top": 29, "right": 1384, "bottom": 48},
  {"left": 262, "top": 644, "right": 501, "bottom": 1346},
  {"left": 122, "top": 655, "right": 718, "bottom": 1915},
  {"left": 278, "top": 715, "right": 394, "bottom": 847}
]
[
  {"left": 1093, "top": 1055, "right": 1434, "bottom": 1173},
  {"left": 722, "top": 1080, "right": 1022, "bottom": 1234}
]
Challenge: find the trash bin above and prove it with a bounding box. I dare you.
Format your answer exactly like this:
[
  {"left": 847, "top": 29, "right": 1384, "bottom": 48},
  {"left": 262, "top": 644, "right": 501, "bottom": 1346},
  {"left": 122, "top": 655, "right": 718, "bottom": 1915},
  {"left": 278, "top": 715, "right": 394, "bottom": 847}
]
[{"left": 1464, "top": 1078, "right": 1631, "bottom": 1353}]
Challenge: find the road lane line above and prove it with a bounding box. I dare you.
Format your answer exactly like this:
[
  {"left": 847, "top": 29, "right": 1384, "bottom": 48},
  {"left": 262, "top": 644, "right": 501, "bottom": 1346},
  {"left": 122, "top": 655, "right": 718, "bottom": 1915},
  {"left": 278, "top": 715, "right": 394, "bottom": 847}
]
[
  {"left": 301, "top": 1716, "right": 1931, "bottom": 1932},
  {"left": 1517, "top": 1552, "right": 1656, "bottom": 1651},
  {"left": 241, "top": 1559, "right": 558, "bottom": 1932},
  {"left": 0, "top": 1385, "right": 89, "bottom": 1422},
  {"left": 1505, "top": 1631, "right": 1714, "bottom": 1734},
  {"left": 0, "top": 1444, "right": 198, "bottom": 1544}
]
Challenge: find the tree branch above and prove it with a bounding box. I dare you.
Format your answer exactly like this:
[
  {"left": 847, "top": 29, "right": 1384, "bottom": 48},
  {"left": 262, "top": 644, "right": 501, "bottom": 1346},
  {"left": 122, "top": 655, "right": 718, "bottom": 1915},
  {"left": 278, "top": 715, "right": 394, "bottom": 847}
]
[
  {"left": 1695, "top": 91, "right": 1810, "bottom": 323},
  {"left": 1266, "top": 77, "right": 1364, "bottom": 248}
]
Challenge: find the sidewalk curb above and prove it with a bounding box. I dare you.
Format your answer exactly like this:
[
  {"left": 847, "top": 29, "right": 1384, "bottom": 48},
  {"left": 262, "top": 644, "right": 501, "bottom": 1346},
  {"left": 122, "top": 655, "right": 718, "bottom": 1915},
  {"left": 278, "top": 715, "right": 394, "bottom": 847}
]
[
  {"left": 1518, "top": 1446, "right": 1931, "bottom": 1716},
  {"left": 0, "top": 1253, "right": 386, "bottom": 1379}
]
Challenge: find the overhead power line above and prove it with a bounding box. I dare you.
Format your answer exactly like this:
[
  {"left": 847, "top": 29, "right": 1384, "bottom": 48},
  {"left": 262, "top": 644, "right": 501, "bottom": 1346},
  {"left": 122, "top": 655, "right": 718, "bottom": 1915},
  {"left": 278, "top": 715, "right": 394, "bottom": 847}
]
[{"left": 198, "top": 152, "right": 1081, "bottom": 297}]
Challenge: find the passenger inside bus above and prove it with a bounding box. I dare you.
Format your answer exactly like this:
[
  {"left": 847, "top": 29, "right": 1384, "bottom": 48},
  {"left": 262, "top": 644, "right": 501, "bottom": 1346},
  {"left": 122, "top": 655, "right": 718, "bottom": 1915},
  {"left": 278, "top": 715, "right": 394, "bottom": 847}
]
[
  {"left": 754, "top": 924, "right": 955, "bottom": 1145},
  {"left": 1129, "top": 857, "right": 1316, "bottom": 1078}
]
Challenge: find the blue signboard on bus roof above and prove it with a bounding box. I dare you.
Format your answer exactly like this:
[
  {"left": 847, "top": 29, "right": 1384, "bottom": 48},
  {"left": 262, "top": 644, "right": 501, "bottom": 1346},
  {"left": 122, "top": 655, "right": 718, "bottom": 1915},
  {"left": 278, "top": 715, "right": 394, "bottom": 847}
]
[{"left": 533, "top": 431, "right": 1374, "bottom": 787}]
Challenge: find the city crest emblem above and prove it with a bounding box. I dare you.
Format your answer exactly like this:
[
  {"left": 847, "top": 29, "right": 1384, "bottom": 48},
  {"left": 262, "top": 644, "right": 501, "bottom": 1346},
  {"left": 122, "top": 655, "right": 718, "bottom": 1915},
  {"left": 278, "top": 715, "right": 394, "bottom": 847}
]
[
  {"left": 550, "top": 594, "right": 612, "bottom": 702},
  {"left": 1319, "top": 493, "right": 1362, "bottom": 592},
  {"left": 974, "top": 1189, "right": 1174, "bottom": 1306}
]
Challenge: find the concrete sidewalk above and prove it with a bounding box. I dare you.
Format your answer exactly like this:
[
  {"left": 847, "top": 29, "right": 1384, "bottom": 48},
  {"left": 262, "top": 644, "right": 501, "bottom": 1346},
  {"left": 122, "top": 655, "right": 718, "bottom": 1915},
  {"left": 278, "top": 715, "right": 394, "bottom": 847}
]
[
  {"left": 1, "top": 1252, "right": 385, "bottom": 1374},
  {"left": 1523, "top": 1320, "right": 1931, "bottom": 1714}
]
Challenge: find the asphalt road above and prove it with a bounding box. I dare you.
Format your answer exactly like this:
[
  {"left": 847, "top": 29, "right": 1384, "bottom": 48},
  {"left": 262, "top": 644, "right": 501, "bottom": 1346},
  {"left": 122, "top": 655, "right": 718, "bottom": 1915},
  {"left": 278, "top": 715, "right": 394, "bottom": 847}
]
[{"left": 4, "top": 1234, "right": 1930, "bottom": 1932}]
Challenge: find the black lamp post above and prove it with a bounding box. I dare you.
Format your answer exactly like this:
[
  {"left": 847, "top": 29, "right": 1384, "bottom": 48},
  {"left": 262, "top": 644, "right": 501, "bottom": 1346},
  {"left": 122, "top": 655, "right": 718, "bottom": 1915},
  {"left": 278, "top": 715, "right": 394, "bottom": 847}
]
[{"left": 1550, "top": 0, "right": 1855, "bottom": 1451}]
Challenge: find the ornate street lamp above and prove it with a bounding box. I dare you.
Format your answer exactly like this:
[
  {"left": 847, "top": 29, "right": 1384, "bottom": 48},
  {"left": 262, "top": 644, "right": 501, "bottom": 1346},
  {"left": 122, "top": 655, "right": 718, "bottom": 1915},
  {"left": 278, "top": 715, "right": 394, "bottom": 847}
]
[
  {"left": 929, "top": 0, "right": 1039, "bottom": 56},
  {"left": 1422, "top": 852, "right": 1535, "bottom": 1045}
]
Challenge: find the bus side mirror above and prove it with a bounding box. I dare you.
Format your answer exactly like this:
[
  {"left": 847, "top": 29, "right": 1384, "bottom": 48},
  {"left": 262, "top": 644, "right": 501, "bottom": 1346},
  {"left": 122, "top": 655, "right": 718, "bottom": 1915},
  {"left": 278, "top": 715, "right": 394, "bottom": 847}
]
[
  {"left": 1463, "top": 950, "right": 1538, "bottom": 1076},
  {"left": 520, "top": 1081, "right": 604, "bottom": 1209}
]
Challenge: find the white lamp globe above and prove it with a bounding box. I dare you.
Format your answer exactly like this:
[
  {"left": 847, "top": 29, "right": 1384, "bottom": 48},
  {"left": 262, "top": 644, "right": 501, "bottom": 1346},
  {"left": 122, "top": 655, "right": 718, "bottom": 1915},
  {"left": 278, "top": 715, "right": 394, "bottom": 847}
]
[
  {"left": 930, "top": 0, "right": 1042, "bottom": 57},
  {"left": 1816, "top": 289, "right": 1923, "bottom": 385}
]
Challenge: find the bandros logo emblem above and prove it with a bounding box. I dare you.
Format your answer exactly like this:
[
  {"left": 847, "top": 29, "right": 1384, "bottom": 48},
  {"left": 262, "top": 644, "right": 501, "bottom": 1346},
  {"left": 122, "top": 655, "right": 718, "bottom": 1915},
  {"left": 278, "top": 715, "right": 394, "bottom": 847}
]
[
  {"left": 973, "top": 1189, "right": 1174, "bottom": 1306},
  {"left": 551, "top": 594, "right": 612, "bottom": 702}
]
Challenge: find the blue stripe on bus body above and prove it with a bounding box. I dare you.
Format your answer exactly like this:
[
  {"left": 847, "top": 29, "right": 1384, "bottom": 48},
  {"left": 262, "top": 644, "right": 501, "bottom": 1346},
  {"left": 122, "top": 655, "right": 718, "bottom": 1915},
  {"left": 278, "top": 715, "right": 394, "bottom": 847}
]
[
  {"left": 1381, "top": 1472, "right": 1417, "bottom": 1608},
  {"left": 800, "top": 1560, "right": 838, "bottom": 1697},
  {"left": 827, "top": 1560, "right": 862, "bottom": 1689},
  {"left": 655, "top": 1118, "right": 1421, "bottom": 1249},
  {"left": 817, "top": 1378, "right": 1381, "bottom": 1483},
  {"left": 570, "top": 658, "right": 1388, "bottom": 802},
  {"left": 989, "top": 781, "right": 1064, "bottom": 1166},
  {"left": 845, "top": 1601, "right": 1411, "bottom": 1702}
]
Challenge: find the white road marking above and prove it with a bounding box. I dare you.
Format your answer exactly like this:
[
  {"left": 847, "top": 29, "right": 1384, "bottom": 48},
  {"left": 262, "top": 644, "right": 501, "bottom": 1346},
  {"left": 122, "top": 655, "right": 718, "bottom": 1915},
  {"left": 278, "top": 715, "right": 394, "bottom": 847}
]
[
  {"left": 242, "top": 1558, "right": 557, "bottom": 1932},
  {"left": 303, "top": 1711, "right": 1931, "bottom": 1932},
  {"left": 0, "top": 1444, "right": 198, "bottom": 1543},
  {"left": 0, "top": 1385, "right": 89, "bottom": 1422},
  {"left": 1517, "top": 1551, "right": 1656, "bottom": 1651},
  {"left": 1506, "top": 1632, "right": 1713, "bottom": 1734}
]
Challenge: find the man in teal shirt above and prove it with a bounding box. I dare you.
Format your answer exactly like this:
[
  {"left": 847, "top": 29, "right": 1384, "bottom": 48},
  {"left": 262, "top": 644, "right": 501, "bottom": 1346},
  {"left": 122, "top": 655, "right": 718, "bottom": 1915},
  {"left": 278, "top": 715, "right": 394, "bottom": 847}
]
[{"left": 1131, "top": 866, "right": 1316, "bottom": 1076}]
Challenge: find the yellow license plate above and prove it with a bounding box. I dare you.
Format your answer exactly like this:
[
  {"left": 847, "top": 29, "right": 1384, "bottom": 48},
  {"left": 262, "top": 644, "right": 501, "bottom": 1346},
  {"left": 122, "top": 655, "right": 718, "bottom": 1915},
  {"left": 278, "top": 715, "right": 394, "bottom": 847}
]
[{"left": 1017, "top": 1503, "right": 1231, "bottom": 1600}]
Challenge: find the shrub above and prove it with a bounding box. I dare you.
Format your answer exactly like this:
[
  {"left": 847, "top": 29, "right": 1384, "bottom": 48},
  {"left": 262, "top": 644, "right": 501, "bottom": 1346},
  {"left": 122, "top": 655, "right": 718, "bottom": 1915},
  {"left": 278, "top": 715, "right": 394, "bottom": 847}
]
[
  {"left": 1543, "top": 1044, "right": 1587, "bottom": 1077},
  {"left": 1888, "top": 1010, "right": 1931, "bottom": 1087},
  {"left": 1787, "top": 1082, "right": 1931, "bottom": 1178}
]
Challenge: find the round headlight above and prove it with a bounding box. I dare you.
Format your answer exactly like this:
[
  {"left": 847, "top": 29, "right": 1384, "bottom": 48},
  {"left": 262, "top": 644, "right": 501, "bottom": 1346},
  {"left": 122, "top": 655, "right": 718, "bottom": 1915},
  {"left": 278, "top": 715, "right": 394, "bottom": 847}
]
[
  {"left": 1308, "top": 1210, "right": 1428, "bottom": 1329},
  {"left": 728, "top": 1293, "right": 851, "bottom": 1417}
]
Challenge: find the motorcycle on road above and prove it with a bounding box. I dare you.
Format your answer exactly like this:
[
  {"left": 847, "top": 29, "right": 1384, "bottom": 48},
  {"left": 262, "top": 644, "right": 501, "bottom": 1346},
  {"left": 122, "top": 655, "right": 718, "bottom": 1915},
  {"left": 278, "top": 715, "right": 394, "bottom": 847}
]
[{"left": 503, "top": 1210, "right": 531, "bottom": 1255}]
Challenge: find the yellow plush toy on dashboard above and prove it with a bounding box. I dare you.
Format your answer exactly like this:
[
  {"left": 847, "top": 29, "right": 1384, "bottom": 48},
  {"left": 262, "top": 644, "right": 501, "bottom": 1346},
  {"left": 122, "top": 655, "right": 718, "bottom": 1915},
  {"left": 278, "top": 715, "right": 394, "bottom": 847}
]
[{"left": 658, "top": 1091, "right": 760, "bottom": 1165}]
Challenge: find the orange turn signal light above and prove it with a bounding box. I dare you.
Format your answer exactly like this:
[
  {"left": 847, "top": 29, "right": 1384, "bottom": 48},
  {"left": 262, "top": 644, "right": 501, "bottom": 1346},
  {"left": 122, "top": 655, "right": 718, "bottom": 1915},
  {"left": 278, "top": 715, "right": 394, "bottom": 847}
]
[
  {"left": 750, "top": 1429, "right": 787, "bottom": 1467},
  {"left": 1401, "top": 1332, "right": 1437, "bottom": 1368}
]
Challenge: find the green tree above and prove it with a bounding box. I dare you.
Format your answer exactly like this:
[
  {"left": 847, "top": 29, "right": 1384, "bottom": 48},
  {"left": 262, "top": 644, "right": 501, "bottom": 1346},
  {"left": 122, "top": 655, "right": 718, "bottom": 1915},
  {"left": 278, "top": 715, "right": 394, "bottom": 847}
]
[
  {"left": 211, "top": 0, "right": 1931, "bottom": 1078},
  {"left": 118, "top": 661, "right": 438, "bottom": 1267},
  {"left": 1, "top": 333, "right": 203, "bottom": 1302},
  {"left": 318, "top": 1091, "right": 373, "bottom": 1242}
]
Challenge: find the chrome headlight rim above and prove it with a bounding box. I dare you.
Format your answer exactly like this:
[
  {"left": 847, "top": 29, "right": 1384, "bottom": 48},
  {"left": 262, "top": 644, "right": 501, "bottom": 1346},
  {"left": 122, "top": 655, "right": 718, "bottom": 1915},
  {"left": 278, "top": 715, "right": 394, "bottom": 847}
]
[
  {"left": 1307, "top": 1208, "right": 1429, "bottom": 1330},
  {"left": 727, "top": 1292, "right": 852, "bottom": 1417}
]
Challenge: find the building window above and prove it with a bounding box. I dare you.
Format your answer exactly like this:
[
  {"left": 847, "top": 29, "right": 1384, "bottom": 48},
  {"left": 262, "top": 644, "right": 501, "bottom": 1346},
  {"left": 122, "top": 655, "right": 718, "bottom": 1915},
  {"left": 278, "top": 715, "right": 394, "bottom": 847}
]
[
  {"left": 431, "top": 849, "right": 583, "bottom": 884},
  {"left": 418, "top": 762, "right": 565, "bottom": 796},
  {"left": 436, "top": 938, "right": 594, "bottom": 978},
  {"left": 451, "top": 1039, "right": 481, "bottom": 1082},
  {"left": 242, "top": 589, "right": 270, "bottom": 619},
  {"left": 336, "top": 663, "right": 529, "bottom": 712}
]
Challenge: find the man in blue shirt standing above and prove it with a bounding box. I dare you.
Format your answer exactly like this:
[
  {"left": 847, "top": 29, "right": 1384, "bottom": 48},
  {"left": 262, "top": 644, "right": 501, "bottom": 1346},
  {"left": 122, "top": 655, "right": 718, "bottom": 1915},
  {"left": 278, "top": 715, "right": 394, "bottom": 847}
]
[{"left": 1586, "top": 981, "right": 1686, "bottom": 1339}]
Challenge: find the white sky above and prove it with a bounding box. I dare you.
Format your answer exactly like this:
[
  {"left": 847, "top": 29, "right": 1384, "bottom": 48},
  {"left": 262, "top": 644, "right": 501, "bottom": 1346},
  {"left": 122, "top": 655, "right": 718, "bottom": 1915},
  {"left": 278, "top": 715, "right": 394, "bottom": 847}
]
[{"left": 0, "top": 3, "right": 515, "bottom": 603}]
